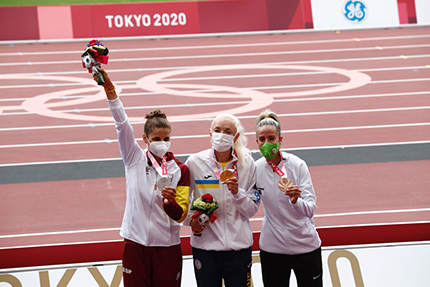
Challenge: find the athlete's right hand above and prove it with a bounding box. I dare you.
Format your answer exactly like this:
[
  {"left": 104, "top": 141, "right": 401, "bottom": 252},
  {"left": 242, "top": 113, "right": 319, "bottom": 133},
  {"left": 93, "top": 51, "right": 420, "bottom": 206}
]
[
  {"left": 190, "top": 218, "right": 206, "bottom": 235},
  {"left": 94, "top": 68, "right": 113, "bottom": 90}
]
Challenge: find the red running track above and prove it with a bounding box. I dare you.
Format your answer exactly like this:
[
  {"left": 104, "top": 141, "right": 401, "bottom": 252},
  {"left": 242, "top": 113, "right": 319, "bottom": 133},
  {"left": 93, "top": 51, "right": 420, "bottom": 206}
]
[{"left": 0, "top": 26, "right": 429, "bottom": 269}]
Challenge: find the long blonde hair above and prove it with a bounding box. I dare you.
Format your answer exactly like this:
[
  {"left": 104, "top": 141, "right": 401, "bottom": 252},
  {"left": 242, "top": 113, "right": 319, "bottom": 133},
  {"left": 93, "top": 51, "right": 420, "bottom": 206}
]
[{"left": 211, "top": 113, "right": 250, "bottom": 168}]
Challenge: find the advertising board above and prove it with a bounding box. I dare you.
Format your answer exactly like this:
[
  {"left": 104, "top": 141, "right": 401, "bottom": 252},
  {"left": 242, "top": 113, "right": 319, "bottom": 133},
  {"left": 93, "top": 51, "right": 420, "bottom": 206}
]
[
  {"left": 415, "top": 0, "right": 430, "bottom": 24},
  {"left": 310, "top": 0, "right": 400, "bottom": 30},
  {"left": 1, "top": 242, "right": 429, "bottom": 287},
  {"left": 71, "top": 2, "right": 201, "bottom": 39}
]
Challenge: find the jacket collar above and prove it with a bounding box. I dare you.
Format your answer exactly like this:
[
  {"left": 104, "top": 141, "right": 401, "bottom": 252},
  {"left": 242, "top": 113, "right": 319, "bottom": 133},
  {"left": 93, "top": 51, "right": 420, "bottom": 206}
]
[
  {"left": 210, "top": 148, "right": 238, "bottom": 163},
  {"left": 146, "top": 150, "right": 174, "bottom": 166}
]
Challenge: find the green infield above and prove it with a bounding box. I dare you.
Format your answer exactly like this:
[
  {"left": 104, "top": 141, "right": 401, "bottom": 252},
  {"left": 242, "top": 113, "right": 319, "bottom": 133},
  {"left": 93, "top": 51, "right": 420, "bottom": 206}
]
[{"left": 0, "top": 0, "right": 205, "bottom": 6}]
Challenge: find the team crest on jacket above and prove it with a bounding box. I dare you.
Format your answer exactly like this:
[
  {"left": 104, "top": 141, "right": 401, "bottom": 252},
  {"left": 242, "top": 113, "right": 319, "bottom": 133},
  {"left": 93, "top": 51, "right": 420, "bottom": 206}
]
[
  {"left": 253, "top": 183, "right": 264, "bottom": 195},
  {"left": 194, "top": 259, "right": 202, "bottom": 270},
  {"left": 252, "top": 184, "right": 263, "bottom": 203},
  {"left": 253, "top": 191, "right": 262, "bottom": 203}
]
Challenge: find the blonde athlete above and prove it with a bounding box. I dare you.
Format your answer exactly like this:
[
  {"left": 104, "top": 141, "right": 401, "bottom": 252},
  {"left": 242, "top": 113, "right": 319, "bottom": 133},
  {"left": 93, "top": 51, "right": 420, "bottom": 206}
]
[
  {"left": 95, "top": 69, "right": 190, "bottom": 287},
  {"left": 185, "top": 114, "right": 261, "bottom": 287}
]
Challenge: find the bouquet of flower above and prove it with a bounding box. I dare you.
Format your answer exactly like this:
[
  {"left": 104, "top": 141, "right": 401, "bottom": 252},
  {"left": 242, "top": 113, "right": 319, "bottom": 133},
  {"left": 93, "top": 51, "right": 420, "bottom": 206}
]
[
  {"left": 191, "top": 193, "right": 218, "bottom": 236},
  {"left": 81, "top": 39, "right": 109, "bottom": 85}
]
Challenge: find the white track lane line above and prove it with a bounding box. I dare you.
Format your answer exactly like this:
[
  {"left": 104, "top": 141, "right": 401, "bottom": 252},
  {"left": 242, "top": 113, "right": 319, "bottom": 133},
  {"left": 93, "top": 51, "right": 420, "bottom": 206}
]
[
  {"left": 1, "top": 33, "right": 428, "bottom": 57},
  {"left": 1, "top": 43, "right": 430, "bottom": 67},
  {"left": 0, "top": 140, "right": 428, "bottom": 167},
  {"left": 1, "top": 209, "right": 429, "bottom": 240},
  {"left": 1, "top": 63, "right": 429, "bottom": 92},
  {"left": 0, "top": 123, "right": 429, "bottom": 149},
  {"left": 1, "top": 54, "right": 429, "bottom": 80},
  {"left": 1, "top": 105, "right": 429, "bottom": 132},
  {"left": 1, "top": 74, "right": 429, "bottom": 103}
]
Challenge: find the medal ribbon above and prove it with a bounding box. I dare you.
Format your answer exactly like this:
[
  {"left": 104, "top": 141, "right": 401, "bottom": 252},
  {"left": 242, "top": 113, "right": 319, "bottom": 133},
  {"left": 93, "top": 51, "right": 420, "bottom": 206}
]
[
  {"left": 266, "top": 152, "right": 286, "bottom": 177},
  {"left": 231, "top": 160, "right": 238, "bottom": 178},
  {"left": 210, "top": 149, "right": 239, "bottom": 179},
  {"left": 146, "top": 150, "right": 167, "bottom": 177}
]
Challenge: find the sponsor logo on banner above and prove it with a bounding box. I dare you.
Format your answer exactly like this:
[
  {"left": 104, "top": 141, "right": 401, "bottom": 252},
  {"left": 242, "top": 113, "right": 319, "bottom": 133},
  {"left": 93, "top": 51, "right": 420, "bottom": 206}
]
[
  {"left": 342, "top": 0, "right": 368, "bottom": 23},
  {"left": 311, "top": 0, "right": 399, "bottom": 30}
]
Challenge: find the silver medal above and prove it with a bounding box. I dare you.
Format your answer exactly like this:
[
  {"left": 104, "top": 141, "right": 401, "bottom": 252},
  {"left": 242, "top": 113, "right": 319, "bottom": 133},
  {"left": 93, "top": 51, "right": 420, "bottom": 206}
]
[{"left": 157, "top": 175, "right": 173, "bottom": 191}]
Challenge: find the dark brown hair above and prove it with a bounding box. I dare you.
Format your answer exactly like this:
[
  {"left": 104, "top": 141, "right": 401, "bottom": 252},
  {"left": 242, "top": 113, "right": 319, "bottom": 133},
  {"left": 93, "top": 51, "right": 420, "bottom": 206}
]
[{"left": 144, "top": 109, "right": 171, "bottom": 137}]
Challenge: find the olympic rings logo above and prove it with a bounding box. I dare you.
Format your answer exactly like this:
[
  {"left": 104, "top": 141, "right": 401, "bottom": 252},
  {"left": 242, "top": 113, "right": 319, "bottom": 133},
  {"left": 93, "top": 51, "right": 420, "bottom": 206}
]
[{"left": 1, "top": 65, "right": 371, "bottom": 122}]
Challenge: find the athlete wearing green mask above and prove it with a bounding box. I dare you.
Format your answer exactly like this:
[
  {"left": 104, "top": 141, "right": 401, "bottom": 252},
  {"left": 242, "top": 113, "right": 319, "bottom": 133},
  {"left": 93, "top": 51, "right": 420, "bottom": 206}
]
[
  {"left": 259, "top": 141, "right": 280, "bottom": 160},
  {"left": 255, "top": 110, "right": 322, "bottom": 287}
]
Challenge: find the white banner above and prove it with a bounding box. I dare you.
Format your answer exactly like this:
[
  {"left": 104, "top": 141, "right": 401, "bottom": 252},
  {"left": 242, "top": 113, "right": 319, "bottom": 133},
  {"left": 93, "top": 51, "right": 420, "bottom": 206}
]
[
  {"left": 1, "top": 242, "right": 429, "bottom": 286},
  {"left": 415, "top": 0, "right": 430, "bottom": 24},
  {"left": 310, "top": 0, "right": 400, "bottom": 30}
]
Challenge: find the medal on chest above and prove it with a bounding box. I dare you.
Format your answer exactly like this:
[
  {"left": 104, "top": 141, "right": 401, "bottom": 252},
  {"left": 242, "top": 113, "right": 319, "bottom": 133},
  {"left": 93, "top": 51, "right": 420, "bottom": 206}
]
[
  {"left": 209, "top": 149, "right": 239, "bottom": 183},
  {"left": 267, "top": 153, "right": 293, "bottom": 192},
  {"left": 147, "top": 151, "right": 173, "bottom": 191}
]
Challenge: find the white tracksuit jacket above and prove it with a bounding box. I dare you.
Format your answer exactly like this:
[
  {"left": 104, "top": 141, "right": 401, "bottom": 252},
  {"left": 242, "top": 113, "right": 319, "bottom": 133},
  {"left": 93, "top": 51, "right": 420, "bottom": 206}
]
[
  {"left": 255, "top": 151, "right": 321, "bottom": 255},
  {"left": 185, "top": 148, "right": 261, "bottom": 251},
  {"left": 108, "top": 98, "right": 189, "bottom": 247}
]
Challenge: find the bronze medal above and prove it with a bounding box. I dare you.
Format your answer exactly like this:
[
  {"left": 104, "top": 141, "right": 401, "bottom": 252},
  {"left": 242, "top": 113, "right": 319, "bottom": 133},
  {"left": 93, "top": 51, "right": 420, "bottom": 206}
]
[{"left": 278, "top": 177, "right": 292, "bottom": 192}]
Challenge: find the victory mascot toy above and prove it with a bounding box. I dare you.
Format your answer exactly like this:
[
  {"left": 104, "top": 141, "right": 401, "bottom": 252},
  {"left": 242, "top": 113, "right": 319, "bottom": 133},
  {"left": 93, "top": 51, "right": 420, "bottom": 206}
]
[
  {"left": 191, "top": 193, "right": 218, "bottom": 236},
  {"left": 81, "top": 39, "right": 109, "bottom": 85}
]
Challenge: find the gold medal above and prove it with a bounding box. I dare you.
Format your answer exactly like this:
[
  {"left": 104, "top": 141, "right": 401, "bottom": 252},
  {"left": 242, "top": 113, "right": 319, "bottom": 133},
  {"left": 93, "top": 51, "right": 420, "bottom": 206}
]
[{"left": 220, "top": 169, "right": 235, "bottom": 183}]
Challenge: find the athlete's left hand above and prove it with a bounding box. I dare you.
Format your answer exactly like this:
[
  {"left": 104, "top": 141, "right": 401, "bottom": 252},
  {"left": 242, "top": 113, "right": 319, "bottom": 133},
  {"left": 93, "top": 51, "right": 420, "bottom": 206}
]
[
  {"left": 224, "top": 177, "right": 239, "bottom": 195},
  {"left": 162, "top": 186, "right": 176, "bottom": 204},
  {"left": 285, "top": 185, "right": 301, "bottom": 204}
]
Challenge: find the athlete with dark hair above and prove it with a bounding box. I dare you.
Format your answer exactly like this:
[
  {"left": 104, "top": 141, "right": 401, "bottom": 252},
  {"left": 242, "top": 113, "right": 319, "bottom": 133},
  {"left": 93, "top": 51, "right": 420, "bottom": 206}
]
[{"left": 94, "top": 69, "right": 190, "bottom": 287}]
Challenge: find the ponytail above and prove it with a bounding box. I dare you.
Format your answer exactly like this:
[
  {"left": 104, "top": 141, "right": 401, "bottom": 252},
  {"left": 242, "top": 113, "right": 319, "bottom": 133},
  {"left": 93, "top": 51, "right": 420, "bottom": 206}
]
[
  {"left": 144, "top": 109, "right": 171, "bottom": 137},
  {"left": 255, "top": 110, "right": 281, "bottom": 137}
]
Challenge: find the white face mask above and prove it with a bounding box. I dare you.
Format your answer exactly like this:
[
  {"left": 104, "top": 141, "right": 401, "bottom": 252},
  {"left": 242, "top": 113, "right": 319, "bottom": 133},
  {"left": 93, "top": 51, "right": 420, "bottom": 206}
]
[
  {"left": 148, "top": 141, "right": 170, "bottom": 158},
  {"left": 211, "top": 132, "right": 235, "bottom": 152}
]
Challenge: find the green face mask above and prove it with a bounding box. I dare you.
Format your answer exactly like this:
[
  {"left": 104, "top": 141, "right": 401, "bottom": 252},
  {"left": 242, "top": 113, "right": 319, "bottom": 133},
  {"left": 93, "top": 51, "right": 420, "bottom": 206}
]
[{"left": 259, "top": 142, "right": 280, "bottom": 160}]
